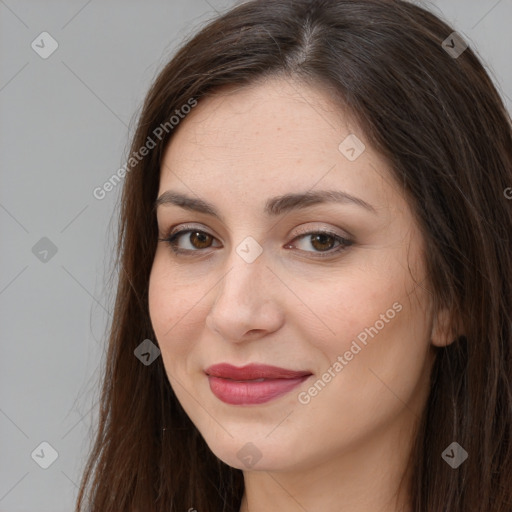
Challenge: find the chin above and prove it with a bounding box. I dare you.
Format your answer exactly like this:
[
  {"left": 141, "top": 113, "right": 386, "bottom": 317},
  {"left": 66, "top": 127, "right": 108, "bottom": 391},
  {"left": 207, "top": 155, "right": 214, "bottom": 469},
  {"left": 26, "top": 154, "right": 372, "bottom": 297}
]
[{"left": 201, "top": 433, "right": 300, "bottom": 472}]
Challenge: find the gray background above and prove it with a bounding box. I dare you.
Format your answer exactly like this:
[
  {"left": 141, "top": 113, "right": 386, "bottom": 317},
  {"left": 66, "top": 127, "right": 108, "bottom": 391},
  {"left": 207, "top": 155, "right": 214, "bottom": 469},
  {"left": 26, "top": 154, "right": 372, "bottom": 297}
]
[{"left": 0, "top": 0, "right": 510, "bottom": 510}]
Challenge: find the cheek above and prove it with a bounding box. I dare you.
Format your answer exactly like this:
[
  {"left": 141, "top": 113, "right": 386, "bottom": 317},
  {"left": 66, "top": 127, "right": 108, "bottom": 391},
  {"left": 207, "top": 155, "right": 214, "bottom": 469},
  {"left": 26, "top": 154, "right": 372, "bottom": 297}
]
[
  {"left": 316, "top": 285, "right": 430, "bottom": 411},
  {"left": 148, "top": 255, "right": 197, "bottom": 361},
  {"left": 292, "top": 286, "right": 431, "bottom": 452},
  {"left": 148, "top": 258, "right": 173, "bottom": 339},
  {"left": 298, "top": 264, "right": 430, "bottom": 387},
  {"left": 295, "top": 273, "right": 403, "bottom": 353}
]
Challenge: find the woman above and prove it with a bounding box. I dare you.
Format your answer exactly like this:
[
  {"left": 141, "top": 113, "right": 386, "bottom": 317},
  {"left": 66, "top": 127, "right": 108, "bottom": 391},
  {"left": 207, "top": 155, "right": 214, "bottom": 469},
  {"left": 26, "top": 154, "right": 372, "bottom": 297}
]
[{"left": 76, "top": 0, "right": 512, "bottom": 511}]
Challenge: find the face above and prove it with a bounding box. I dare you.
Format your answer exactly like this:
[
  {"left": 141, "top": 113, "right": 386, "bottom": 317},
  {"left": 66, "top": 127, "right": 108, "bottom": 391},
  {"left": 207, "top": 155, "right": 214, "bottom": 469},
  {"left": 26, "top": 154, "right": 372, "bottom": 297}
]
[{"left": 148, "top": 76, "right": 438, "bottom": 473}]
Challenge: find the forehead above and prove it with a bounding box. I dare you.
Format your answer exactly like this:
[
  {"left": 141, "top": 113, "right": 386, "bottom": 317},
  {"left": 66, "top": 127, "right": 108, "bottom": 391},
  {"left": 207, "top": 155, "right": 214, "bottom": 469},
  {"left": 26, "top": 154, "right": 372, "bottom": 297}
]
[{"left": 158, "top": 77, "right": 405, "bottom": 217}]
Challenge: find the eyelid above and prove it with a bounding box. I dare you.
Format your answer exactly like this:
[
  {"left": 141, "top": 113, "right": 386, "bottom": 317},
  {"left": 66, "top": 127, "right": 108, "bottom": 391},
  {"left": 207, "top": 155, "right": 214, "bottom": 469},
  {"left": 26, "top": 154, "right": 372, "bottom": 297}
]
[
  {"left": 165, "top": 222, "right": 217, "bottom": 240},
  {"left": 290, "top": 222, "right": 353, "bottom": 240}
]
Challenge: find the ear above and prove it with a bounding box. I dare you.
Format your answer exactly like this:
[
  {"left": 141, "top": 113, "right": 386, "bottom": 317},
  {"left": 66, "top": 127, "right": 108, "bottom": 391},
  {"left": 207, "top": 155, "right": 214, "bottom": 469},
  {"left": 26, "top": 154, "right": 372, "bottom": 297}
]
[{"left": 431, "top": 307, "right": 458, "bottom": 347}]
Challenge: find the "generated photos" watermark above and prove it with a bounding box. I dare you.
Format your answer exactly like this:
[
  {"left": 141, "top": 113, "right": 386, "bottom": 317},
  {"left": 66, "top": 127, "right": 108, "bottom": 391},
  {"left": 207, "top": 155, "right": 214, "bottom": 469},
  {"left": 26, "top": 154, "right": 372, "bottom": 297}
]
[{"left": 298, "top": 301, "right": 403, "bottom": 404}]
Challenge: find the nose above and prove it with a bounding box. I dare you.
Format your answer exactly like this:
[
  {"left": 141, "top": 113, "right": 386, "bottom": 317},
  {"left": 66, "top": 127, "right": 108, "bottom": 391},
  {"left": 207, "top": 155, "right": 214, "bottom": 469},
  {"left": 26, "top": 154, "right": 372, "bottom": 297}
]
[{"left": 205, "top": 252, "right": 284, "bottom": 343}]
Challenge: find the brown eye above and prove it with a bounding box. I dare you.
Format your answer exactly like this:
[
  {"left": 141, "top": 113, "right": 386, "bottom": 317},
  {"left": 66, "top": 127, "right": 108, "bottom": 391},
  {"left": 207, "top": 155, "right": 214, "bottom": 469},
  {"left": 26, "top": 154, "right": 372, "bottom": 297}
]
[
  {"left": 188, "top": 231, "right": 213, "bottom": 249},
  {"left": 159, "top": 227, "right": 352, "bottom": 259},
  {"left": 309, "top": 233, "right": 336, "bottom": 252},
  {"left": 289, "top": 230, "right": 353, "bottom": 258},
  {"left": 159, "top": 228, "right": 219, "bottom": 254}
]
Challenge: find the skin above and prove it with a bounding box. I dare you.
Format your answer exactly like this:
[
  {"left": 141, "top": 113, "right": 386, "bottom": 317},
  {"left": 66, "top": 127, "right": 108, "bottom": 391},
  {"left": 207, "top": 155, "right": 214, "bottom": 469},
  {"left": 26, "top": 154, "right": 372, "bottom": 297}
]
[{"left": 148, "top": 75, "right": 452, "bottom": 512}]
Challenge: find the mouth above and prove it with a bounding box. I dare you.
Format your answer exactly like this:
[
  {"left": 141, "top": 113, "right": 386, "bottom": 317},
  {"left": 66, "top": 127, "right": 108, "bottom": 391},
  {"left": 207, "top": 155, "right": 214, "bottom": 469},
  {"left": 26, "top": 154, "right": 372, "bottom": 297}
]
[{"left": 205, "top": 363, "right": 313, "bottom": 405}]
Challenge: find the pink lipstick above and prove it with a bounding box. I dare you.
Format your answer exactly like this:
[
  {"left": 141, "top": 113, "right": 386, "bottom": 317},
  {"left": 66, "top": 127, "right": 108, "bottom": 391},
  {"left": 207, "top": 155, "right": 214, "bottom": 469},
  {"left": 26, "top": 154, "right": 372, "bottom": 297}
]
[{"left": 205, "top": 363, "right": 312, "bottom": 405}]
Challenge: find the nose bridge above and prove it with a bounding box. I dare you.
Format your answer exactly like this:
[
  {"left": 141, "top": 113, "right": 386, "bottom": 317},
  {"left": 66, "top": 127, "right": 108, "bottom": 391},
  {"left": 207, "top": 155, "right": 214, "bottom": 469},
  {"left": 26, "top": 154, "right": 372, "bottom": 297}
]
[
  {"left": 214, "top": 244, "right": 267, "bottom": 310},
  {"left": 216, "top": 230, "right": 268, "bottom": 293},
  {"left": 206, "top": 241, "right": 283, "bottom": 340}
]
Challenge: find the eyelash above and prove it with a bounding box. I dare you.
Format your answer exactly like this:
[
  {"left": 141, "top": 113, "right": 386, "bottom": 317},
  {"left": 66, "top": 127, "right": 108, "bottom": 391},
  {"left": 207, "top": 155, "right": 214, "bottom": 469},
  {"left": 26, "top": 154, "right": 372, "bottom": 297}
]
[{"left": 158, "top": 225, "right": 353, "bottom": 259}]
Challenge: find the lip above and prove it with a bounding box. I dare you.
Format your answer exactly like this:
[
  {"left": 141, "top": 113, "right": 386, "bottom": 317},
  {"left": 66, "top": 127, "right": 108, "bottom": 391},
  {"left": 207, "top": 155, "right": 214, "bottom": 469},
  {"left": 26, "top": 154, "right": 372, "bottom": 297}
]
[{"left": 205, "top": 363, "right": 313, "bottom": 405}]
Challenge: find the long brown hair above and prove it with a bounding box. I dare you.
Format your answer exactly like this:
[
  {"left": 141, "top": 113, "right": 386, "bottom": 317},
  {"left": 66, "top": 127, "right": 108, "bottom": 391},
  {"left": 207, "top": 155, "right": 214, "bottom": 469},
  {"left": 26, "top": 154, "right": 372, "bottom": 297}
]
[{"left": 76, "top": 1, "right": 512, "bottom": 510}]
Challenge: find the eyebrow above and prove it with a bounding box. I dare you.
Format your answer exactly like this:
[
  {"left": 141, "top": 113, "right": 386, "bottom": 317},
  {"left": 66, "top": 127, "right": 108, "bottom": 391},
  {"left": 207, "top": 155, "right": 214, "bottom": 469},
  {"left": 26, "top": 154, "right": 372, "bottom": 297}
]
[{"left": 154, "top": 189, "right": 377, "bottom": 221}]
